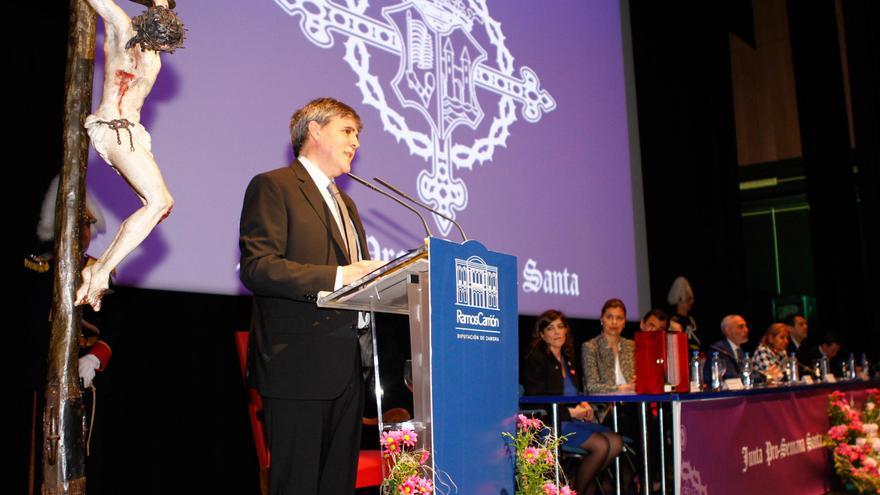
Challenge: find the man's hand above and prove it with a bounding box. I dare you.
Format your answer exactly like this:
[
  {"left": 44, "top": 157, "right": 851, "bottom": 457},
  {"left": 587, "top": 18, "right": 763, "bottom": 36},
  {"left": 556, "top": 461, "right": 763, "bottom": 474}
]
[{"left": 340, "top": 260, "right": 386, "bottom": 286}]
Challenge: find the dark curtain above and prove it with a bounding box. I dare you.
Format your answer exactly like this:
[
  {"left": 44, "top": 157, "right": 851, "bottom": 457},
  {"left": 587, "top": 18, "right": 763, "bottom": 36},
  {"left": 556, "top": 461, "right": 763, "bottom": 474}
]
[{"left": 628, "top": 1, "right": 748, "bottom": 345}]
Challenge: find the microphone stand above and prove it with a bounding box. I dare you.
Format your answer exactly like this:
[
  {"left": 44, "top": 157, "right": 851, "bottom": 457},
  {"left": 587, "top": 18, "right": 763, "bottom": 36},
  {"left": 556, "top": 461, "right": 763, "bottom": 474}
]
[
  {"left": 346, "top": 172, "right": 433, "bottom": 239},
  {"left": 373, "top": 177, "right": 468, "bottom": 242}
]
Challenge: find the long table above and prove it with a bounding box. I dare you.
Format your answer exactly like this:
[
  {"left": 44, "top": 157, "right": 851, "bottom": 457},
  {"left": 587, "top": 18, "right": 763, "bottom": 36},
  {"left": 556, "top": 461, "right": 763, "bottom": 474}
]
[{"left": 520, "top": 380, "right": 878, "bottom": 495}]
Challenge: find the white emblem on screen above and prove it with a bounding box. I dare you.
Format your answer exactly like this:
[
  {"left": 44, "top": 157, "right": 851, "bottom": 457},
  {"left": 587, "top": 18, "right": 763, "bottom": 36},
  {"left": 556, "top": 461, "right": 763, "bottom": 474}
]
[
  {"left": 275, "top": 0, "right": 556, "bottom": 235},
  {"left": 455, "top": 256, "right": 499, "bottom": 310}
]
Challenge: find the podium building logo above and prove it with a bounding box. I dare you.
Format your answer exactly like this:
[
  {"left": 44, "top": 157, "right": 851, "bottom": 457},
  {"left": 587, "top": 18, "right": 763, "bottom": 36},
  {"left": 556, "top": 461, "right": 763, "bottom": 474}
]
[
  {"left": 454, "top": 254, "right": 501, "bottom": 343},
  {"left": 275, "top": 0, "right": 556, "bottom": 235},
  {"left": 454, "top": 255, "right": 499, "bottom": 310}
]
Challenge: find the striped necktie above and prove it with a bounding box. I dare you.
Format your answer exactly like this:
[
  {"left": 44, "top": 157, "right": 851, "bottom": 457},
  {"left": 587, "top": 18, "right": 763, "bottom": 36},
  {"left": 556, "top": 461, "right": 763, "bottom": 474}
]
[{"left": 327, "top": 182, "right": 358, "bottom": 263}]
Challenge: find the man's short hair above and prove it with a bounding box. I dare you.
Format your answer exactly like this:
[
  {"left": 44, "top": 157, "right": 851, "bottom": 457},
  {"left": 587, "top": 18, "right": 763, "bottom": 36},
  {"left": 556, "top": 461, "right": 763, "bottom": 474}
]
[
  {"left": 720, "top": 314, "right": 741, "bottom": 332},
  {"left": 784, "top": 313, "right": 805, "bottom": 327},
  {"left": 641, "top": 309, "right": 669, "bottom": 323},
  {"left": 820, "top": 333, "right": 840, "bottom": 346},
  {"left": 127, "top": 6, "right": 186, "bottom": 53},
  {"left": 290, "top": 97, "right": 363, "bottom": 156}
]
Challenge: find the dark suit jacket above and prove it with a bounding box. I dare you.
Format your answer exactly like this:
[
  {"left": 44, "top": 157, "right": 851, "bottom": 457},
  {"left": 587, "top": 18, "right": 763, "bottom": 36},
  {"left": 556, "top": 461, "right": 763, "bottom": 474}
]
[
  {"left": 704, "top": 339, "right": 742, "bottom": 383},
  {"left": 522, "top": 347, "right": 582, "bottom": 422},
  {"left": 239, "top": 161, "right": 370, "bottom": 400},
  {"left": 798, "top": 344, "right": 822, "bottom": 367},
  {"left": 798, "top": 344, "right": 841, "bottom": 375}
]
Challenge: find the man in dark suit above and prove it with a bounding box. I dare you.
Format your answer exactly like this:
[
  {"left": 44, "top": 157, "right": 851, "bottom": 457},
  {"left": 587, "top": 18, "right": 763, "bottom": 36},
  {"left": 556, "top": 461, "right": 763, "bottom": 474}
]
[
  {"left": 785, "top": 313, "right": 809, "bottom": 356},
  {"left": 239, "top": 97, "right": 385, "bottom": 495},
  {"left": 704, "top": 314, "right": 750, "bottom": 384},
  {"left": 799, "top": 332, "right": 842, "bottom": 375}
]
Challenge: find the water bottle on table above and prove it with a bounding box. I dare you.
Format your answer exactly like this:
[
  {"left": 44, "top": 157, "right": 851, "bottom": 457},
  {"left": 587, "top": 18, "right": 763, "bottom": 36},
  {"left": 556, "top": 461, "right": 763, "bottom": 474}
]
[
  {"left": 847, "top": 353, "right": 857, "bottom": 380},
  {"left": 710, "top": 352, "right": 723, "bottom": 391},
  {"left": 690, "top": 350, "right": 702, "bottom": 391},
  {"left": 741, "top": 352, "right": 753, "bottom": 389}
]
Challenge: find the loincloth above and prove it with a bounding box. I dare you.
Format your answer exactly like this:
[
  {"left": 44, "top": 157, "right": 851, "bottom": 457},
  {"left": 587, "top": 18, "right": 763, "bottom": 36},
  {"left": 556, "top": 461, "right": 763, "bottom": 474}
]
[{"left": 85, "top": 115, "right": 154, "bottom": 166}]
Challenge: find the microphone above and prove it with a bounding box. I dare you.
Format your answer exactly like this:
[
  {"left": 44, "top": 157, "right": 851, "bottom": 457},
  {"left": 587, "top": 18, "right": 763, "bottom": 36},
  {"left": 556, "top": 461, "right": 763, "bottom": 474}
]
[
  {"left": 345, "top": 172, "right": 433, "bottom": 238},
  {"left": 796, "top": 361, "right": 814, "bottom": 373},
  {"left": 372, "top": 177, "right": 468, "bottom": 241}
]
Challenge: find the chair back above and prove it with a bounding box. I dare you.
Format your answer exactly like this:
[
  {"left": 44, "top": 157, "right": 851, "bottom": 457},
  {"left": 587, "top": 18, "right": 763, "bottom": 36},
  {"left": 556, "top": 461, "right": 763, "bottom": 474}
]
[{"left": 234, "top": 331, "right": 271, "bottom": 469}]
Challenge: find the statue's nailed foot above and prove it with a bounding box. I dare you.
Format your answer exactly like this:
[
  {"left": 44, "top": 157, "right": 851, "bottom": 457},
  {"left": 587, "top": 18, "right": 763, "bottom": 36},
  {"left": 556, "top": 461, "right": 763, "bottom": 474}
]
[{"left": 76, "top": 265, "right": 109, "bottom": 312}]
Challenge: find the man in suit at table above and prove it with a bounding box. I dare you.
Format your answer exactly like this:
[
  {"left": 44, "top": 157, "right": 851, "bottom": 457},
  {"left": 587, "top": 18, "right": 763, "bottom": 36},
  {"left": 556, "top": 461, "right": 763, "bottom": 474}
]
[
  {"left": 239, "top": 97, "right": 385, "bottom": 495},
  {"left": 703, "top": 314, "right": 750, "bottom": 384},
  {"left": 785, "top": 313, "right": 809, "bottom": 356},
  {"left": 799, "top": 332, "right": 842, "bottom": 372}
]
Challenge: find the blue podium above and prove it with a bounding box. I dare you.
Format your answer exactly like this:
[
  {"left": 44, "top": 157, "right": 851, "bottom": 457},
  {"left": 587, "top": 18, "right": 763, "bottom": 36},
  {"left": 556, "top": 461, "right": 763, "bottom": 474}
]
[{"left": 319, "top": 238, "right": 518, "bottom": 494}]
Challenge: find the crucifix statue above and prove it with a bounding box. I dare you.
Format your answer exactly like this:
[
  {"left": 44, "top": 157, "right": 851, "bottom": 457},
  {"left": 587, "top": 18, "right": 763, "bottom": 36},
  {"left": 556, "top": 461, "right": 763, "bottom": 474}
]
[{"left": 76, "top": 0, "right": 184, "bottom": 311}]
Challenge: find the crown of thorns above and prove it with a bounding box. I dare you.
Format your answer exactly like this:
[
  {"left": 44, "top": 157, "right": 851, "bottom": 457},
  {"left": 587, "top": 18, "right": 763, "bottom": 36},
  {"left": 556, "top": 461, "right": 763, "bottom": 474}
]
[{"left": 126, "top": 5, "right": 186, "bottom": 53}]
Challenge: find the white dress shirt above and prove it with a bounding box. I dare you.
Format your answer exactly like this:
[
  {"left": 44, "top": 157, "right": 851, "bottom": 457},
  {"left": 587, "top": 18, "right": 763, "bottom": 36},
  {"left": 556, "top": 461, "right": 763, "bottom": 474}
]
[{"left": 299, "top": 156, "right": 361, "bottom": 290}]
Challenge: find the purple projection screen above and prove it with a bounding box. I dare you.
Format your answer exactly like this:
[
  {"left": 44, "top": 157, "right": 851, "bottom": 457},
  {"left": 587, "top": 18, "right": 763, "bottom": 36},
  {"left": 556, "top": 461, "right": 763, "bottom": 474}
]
[{"left": 85, "top": 0, "right": 649, "bottom": 319}]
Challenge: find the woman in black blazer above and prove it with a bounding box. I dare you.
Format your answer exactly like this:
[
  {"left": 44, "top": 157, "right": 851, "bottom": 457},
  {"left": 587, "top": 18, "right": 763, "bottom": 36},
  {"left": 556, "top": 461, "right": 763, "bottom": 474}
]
[{"left": 522, "top": 310, "right": 624, "bottom": 495}]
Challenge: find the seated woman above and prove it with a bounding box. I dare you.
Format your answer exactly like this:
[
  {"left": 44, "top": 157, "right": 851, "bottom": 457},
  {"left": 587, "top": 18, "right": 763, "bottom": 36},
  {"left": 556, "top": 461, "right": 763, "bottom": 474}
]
[
  {"left": 752, "top": 323, "right": 791, "bottom": 383},
  {"left": 522, "top": 310, "right": 624, "bottom": 495},
  {"left": 582, "top": 299, "right": 656, "bottom": 493},
  {"left": 582, "top": 299, "right": 636, "bottom": 394}
]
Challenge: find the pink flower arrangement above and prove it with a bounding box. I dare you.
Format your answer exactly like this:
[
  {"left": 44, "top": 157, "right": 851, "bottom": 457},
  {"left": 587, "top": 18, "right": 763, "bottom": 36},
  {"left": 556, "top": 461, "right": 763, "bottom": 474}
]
[
  {"left": 517, "top": 414, "right": 544, "bottom": 430},
  {"left": 523, "top": 447, "right": 542, "bottom": 465},
  {"left": 825, "top": 389, "right": 880, "bottom": 494},
  {"left": 503, "top": 415, "right": 576, "bottom": 495},
  {"left": 381, "top": 429, "right": 419, "bottom": 455},
  {"left": 381, "top": 427, "right": 436, "bottom": 495},
  {"left": 397, "top": 474, "right": 433, "bottom": 495},
  {"left": 541, "top": 482, "right": 576, "bottom": 495},
  {"left": 829, "top": 424, "right": 849, "bottom": 441}
]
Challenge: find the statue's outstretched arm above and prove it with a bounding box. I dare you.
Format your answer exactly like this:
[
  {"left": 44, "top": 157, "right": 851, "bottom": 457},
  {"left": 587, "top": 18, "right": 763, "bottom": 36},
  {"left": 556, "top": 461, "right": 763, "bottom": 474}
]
[{"left": 85, "top": 0, "right": 130, "bottom": 36}]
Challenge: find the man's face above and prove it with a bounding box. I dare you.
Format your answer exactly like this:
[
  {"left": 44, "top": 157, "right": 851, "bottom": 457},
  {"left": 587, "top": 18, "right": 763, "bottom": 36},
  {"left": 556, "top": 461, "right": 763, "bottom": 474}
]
[
  {"left": 640, "top": 315, "right": 668, "bottom": 332},
  {"left": 723, "top": 316, "right": 749, "bottom": 346},
  {"left": 307, "top": 116, "right": 360, "bottom": 178},
  {"left": 791, "top": 316, "right": 808, "bottom": 342},
  {"left": 823, "top": 342, "right": 841, "bottom": 360}
]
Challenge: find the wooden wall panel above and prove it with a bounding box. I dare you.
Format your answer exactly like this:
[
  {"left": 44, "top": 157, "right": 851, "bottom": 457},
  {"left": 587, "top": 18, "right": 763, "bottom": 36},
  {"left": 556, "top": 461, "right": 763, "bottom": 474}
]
[{"left": 730, "top": 0, "right": 802, "bottom": 166}]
